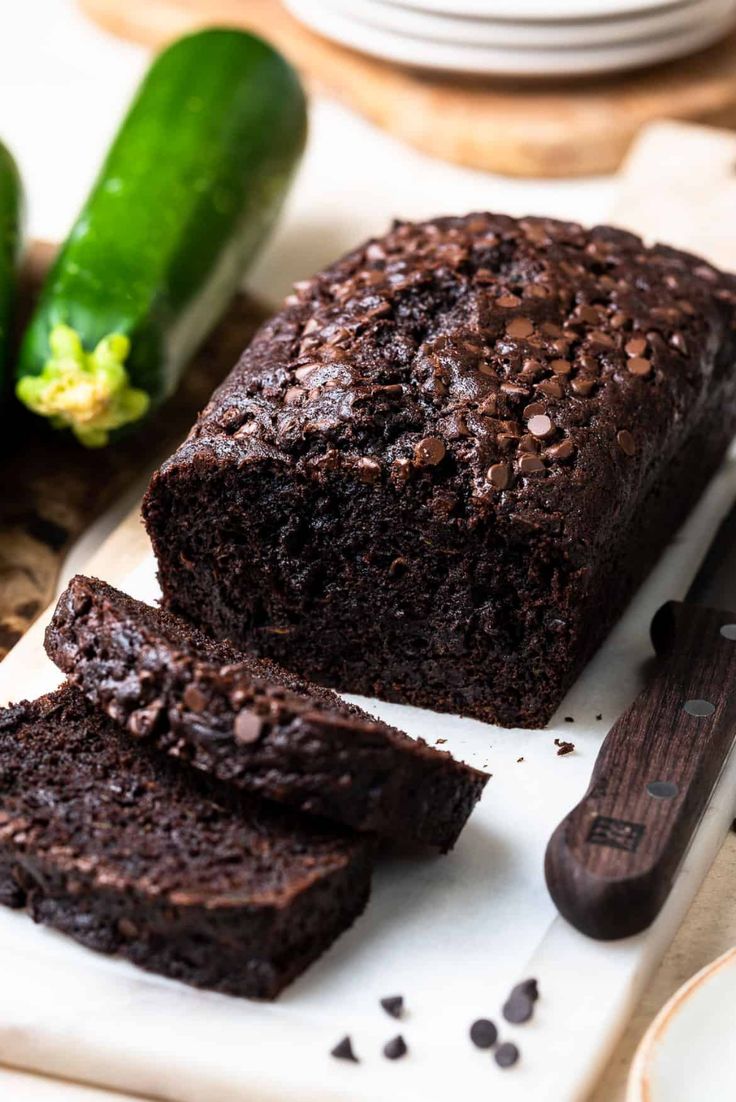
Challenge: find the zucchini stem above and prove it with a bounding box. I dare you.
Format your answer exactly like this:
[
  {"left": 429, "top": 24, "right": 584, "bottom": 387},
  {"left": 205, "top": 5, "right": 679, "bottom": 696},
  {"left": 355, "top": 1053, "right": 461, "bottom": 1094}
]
[{"left": 16, "top": 324, "right": 150, "bottom": 447}]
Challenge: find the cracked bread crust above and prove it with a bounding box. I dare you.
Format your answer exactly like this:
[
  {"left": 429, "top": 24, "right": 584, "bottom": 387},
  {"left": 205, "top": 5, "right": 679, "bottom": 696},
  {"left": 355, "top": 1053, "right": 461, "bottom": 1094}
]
[
  {"left": 46, "top": 575, "right": 488, "bottom": 849},
  {"left": 144, "top": 212, "right": 736, "bottom": 727},
  {"left": 0, "top": 686, "right": 373, "bottom": 999}
]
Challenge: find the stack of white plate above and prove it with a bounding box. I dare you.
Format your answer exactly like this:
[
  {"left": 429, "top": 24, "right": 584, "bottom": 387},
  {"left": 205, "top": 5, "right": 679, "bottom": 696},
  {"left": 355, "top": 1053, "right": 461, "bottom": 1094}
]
[{"left": 285, "top": 0, "right": 736, "bottom": 77}]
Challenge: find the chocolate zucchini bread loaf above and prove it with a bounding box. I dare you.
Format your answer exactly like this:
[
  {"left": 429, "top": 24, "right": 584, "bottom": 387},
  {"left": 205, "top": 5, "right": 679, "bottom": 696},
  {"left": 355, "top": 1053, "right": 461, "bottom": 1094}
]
[
  {"left": 0, "top": 685, "right": 372, "bottom": 998},
  {"left": 144, "top": 213, "right": 736, "bottom": 728},
  {"left": 46, "top": 575, "right": 487, "bottom": 849}
]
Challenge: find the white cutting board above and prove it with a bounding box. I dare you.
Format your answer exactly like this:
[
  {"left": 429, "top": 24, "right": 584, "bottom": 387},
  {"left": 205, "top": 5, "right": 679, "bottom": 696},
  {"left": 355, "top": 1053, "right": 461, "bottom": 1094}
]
[{"left": 0, "top": 121, "right": 735, "bottom": 1102}]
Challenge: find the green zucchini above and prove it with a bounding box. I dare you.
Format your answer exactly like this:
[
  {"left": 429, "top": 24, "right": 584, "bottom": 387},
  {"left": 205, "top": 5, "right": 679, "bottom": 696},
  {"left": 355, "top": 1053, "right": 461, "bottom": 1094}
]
[
  {"left": 0, "top": 140, "right": 22, "bottom": 397},
  {"left": 17, "top": 28, "right": 306, "bottom": 446}
]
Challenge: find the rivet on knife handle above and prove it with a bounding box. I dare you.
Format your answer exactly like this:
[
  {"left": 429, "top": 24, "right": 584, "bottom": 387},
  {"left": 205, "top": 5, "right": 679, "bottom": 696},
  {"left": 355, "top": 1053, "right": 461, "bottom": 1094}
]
[{"left": 545, "top": 601, "right": 736, "bottom": 940}]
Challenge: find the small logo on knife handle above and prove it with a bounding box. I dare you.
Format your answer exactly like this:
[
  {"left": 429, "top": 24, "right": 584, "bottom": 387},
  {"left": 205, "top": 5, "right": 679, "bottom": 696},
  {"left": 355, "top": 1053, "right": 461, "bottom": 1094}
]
[{"left": 587, "top": 815, "right": 645, "bottom": 853}]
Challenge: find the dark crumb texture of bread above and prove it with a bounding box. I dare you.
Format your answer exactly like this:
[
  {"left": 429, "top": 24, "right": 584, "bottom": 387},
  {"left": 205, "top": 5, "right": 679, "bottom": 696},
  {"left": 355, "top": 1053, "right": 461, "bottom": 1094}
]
[
  {"left": 0, "top": 685, "right": 373, "bottom": 999},
  {"left": 46, "top": 575, "right": 488, "bottom": 850},
  {"left": 143, "top": 213, "right": 736, "bottom": 728}
]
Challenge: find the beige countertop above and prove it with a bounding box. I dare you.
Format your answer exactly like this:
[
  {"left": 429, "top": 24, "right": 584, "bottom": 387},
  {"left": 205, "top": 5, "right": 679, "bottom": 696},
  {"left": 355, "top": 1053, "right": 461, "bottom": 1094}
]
[{"left": 591, "top": 831, "right": 736, "bottom": 1101}]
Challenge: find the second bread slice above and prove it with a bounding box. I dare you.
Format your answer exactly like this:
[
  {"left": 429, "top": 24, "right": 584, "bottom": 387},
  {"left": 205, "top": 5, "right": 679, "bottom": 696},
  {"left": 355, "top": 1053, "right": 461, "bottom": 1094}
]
[{"left": 46, "top": 575, "right": 488, "bottom": 850}]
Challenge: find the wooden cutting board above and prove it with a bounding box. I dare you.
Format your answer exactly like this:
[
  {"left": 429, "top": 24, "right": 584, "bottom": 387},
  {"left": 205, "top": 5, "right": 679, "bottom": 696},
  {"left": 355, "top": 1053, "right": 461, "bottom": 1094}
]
[
  {"left": 78, "top": 0, "right": 736, "bottom": 177},
  {"left": 0, "top": 243, "right": 267, "bottom": 660}
]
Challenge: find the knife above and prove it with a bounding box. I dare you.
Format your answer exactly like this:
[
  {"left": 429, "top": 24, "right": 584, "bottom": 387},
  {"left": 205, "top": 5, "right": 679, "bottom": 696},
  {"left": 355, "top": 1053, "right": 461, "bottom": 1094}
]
[{"left": 545, "top": 499, "right": 736, "bottom": 940}]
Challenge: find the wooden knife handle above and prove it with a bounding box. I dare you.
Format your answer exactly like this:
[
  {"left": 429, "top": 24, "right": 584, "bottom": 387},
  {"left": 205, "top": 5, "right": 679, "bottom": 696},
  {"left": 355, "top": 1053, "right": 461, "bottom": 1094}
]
[{"left": 545, "top": 601, "right": 736, "bottom": 940}]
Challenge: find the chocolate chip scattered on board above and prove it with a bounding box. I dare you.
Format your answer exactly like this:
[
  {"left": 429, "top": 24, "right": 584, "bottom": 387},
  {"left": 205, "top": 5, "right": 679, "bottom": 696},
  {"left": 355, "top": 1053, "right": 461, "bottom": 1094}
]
[
  {"left": 469, "top": 1018, "right": 498, "bottom": 1049},
  {"left": 383, "top": 1035, "right": 408, "bottom": 1060},
  {"left": 380, "top": 995, "right": 404, "bottom": 1019},
  {"left": 495, "top": 1042, "right": 520, "bottom": 1069},
  {"left": 502, "top": 992, "right": 533, "bottom": 1024},
  {"left": 331, "top": 1036, "right": 359, "bottom": 1062},
  {"left": 512, "top": 978, "right": 539, "bottom": 1003}
]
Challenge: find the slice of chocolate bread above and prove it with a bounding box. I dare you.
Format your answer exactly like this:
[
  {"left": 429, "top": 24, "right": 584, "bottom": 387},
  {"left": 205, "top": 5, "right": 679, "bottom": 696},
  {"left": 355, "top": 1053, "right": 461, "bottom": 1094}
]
[
  {"left": 0, "top": 685, "right": 372, "bottom": 999},
  {"left": 142, "top": 213, "right": 736, "bottom": 728},
  {"left": 46, "top": 575, "right": 489, "bottom": 850}
]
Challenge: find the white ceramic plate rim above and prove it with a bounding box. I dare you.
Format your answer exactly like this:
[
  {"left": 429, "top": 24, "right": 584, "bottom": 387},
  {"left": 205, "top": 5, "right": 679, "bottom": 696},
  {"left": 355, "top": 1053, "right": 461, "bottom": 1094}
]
[
  {"left": 287, "top": 0, "right": 735, "bottom": 74},
  {"left": 323, "top": 0, "right": 736, "bottom": 47},
  {"left": 373, "top": 0, "right": 704, "bottom": 22},
  {"left": 627, "top": 945, "right": 736, "bottom": 1102}
]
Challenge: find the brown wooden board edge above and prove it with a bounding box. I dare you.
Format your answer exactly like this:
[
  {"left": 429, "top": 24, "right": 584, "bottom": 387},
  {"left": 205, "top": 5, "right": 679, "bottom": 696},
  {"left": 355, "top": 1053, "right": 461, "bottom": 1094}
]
[{"left": 78, "top": 0, "right": 736, "bottom": 177}]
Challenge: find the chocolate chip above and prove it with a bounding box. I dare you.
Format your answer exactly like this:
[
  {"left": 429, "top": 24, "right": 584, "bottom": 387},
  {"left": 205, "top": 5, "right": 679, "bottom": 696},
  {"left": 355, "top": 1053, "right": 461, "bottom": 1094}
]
[
  {"left": 414, "top": 436, "right": 446, "bottom": 466},
  {"left": 527, "top": 414, "right": 553, "bottom": 438},
  {"left": 469, "top": 1018, "right": 498, "bottom": 1049},
  {"left": 616, "top": 429, "right": 636, "bottom": 456},
  {"left": 487, "top": 462, "right": 510, "bottom": 490},
  {"left": 545, "top": 439, "right": 575, "bottom": 462},
  {"left": 496, "top": 293, "right": 521, "bottom": 308},
  {"left": 388, "top": 557, "right": 407, "bottom": 579},
  {"left": 550, "top": 359, "right": 571, "bottom": 375},
  {"left": 589, "top": 329, "right": 616, "bottom": 349},
  {"left": 536, "top": 378, "right": 563, "bottom": 399},
  {"left": 183, "top": 684, "right": 207, "bottom": 713},
  {"left": 128, "top": 700, "right": 163, "bottom": 738},
  {"left": 518, "top": 434, "right": 539, "bottom": 454},
  {"left": 357, "top": 457, "right": 381, "bottom": 483},
  {"left": 523, "top": 401, "right": 545, "bottom": 419},
  {"left": 502, "top": 993, "right": 533, "bottom": 1024},
  {"left": 521, "top": 358, "right": 543, "bottom": 376},
  {"left": 495, "top": 1042, "right": 520, "bottom": 1069},
  {"left": 519, "top": 454, "right": 545, "bottom": 475},
  {"left": 233, "top": 711, "right": 264, "bottom": 745},
  {"left": 511, "top": 978, "right": 539, "bottom": 1002},
  {"left": 550, "top": 338, "right": 571, "bottom": 356},
  {"left": 571, "top": 377, "right": 597, "bottom": 396},
  {"left": 574, "top": 304, "right": 600, "bottom": 325},
  {"left": 542, "top": 321, "right": 563, "bottom": 338},
  {"left": 283, "top": 386, "right": 304, "bottom": 404},
  {"left": 380, "top": 995, "right": 404, "bottom": 1019},
  {"left": 625, "top": 337, "right": 648, "bottom": 357},
  {"left": 506, "top": 317, "right": 534, "bottom": 339},
  {"left": 670, "top": 331, "right": 688, "bottom": 354},
  {"left": 117, "top": 917, "right": 139, "bottom": 940},
  {"left": 391, "top": 458, "right": 412, "bottom": 483},
  {"left": 627, "top": 357, "right": 652, "bottom": 377},
  {"left": 331, "top": 1036, "right": 359, "bottom": 1063},
  {"left": 500, "top": 382, "right": 529, "bottom": 398},
  {"left": 383, "top": 1035, "right": 408, "bottom": 1060},
  {"left": 610, "top": 311, "right": 628, "bottom": 329}
]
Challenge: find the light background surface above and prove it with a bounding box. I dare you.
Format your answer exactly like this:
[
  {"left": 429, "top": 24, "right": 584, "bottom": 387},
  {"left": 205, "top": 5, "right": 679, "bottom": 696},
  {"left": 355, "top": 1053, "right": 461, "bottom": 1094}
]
[{"left": 0, "top": 4, "right": 733, "bottom": 1101}]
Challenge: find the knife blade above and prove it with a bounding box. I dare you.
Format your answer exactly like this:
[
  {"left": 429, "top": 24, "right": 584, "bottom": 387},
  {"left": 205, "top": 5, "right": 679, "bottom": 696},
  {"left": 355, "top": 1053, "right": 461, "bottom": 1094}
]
[{"left": 545, "top": 498, "right": 736, "bottom": 940}]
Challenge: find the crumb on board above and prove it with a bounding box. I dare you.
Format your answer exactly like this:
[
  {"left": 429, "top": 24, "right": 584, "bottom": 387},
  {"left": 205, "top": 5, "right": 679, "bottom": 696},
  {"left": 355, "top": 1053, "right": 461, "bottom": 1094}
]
[
  {"left": 596, "top": 713, "right": 602, "bottom": 721},
  {"left": 517, "top": 756, "right": 524, "bottom": 763},
  {"left": 435, "top": 738, "right": 447, "bottom": 745},
  {"left": 554, "top": 738, "right": 575, "bottom": 756},
  {"left": 564, "top": 716, "right": 574, "bottom": 723}
]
